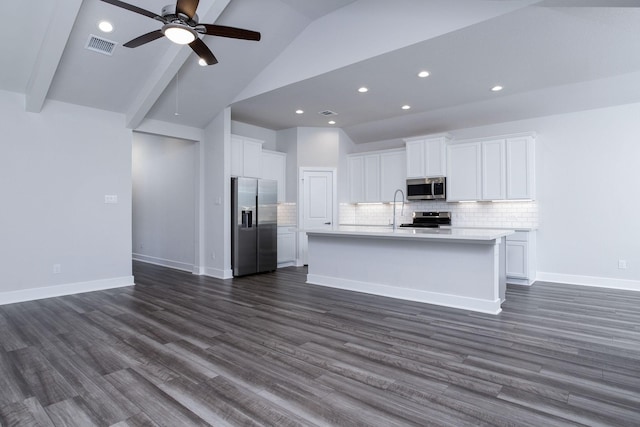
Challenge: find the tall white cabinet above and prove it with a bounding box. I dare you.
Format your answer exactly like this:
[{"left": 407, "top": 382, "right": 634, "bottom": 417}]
[
  {"left": 348, "top": 149, "right": 406, "bottom": 203},
  {"left": 262, "top": 150, "right": 286, "bottom": 203},
  {"left": 231, "top": 134, "right": 263, "bottom": 178},
  {"left": 447, "top": 134, "right": 535, "bottom": 202},
  {"left": 404, "top": 134, "right": 449, "bottom": 178}
]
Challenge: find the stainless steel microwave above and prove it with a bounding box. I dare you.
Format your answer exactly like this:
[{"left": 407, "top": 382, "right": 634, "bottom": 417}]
[{"left": 406, "top": 177, "right": 446, "bottom": 200}]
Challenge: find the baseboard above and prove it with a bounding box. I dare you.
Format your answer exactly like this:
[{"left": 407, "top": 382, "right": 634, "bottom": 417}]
[
  {"left": 278, "top": 261, "right": 296, "bottom": 268},
  {"left": 307, "top": 274, "right": 502, "bottom": 315},
  {"left": 204, "top": 267, "right": 233, "bottom": 280},
  {"left": 0, "top": 276, "right": 134, "bottom": 306},
  {"left": 536, "top": 271, "right": 640, "bottom": 292},
  {"left": 132, "top": 253, "right": 194, "bottom": 273}
]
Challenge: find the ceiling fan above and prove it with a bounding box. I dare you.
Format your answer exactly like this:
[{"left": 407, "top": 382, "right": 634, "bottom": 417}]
[{"left": 99, "top": 0, "right": 261, "bottom": 65}]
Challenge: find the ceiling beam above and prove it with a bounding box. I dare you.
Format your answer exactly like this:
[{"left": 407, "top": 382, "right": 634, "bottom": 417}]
[
  {"left": 25, "top": 0, "right": 83, "bottom": 113},
  {"left": 126, "top": 0, "right": 231, "bottom": 129}
]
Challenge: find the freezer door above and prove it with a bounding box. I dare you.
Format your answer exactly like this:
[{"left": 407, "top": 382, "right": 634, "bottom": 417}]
[
  {"left": 232, "top": 177, "right": 258, "bottom": 276},
  {"left": 257, "top": 179, "right": 278, "bottom": 273}
]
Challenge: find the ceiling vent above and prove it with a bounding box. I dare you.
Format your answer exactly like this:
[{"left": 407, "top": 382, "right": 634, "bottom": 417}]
[
  {"left": 318, "top": 110, "right": 338, "bottom": 117},
  {"left": 85, "top": 35, "right": 117, "bottom": 56}
]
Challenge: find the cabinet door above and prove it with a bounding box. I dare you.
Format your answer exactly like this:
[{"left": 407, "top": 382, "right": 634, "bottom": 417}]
[
  {"left": 243, "top": 140, "right": 263, "bottom": 178},
  {"left": 348, "top": 156, "right": 365, "bottom": 202},
  {"left": 277, "top": 231, "right": 295, "bottom": 264},
  {"left": 506, "top": 241, "right": 528, "bottom": 278},
  {"left": 230, "top": 135, "right": 244, "bottom": 177},
  {"left": 262, "top": 151, "right": 286, "bottom": 202},
  {"left": 380, "top": 151, "right": 407, "bottom": 202},
  {"left": 447, "top": 142, "right": 481, "bottom": 201},
  {"left": 424, "top": 137, "right": 446, "bottom": 177},
  {"left": 405, "top": 140, "right": 425, "bottom": 178},
  {"left": 506, "top": 136, "right": 535, "bottom": 200},
  {"left": 481, "top": 139, "right": 506, "bottom": 200},
  {"left": 364, "top": 155, "right": 381, "bottom": 202}
]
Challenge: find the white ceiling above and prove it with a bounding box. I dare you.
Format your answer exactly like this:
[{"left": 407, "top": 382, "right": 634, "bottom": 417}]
[{"left": 2, "top": 0, "right": 640, "bottom": 143}]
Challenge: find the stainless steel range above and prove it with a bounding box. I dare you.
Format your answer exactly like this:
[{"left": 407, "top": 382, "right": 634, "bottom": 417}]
[{"left": 400, "top": 211, "right": 451, "bottom": 228}]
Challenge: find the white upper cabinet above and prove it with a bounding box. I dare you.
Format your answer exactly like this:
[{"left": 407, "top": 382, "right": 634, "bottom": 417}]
[
  {"left": 481, "top": 139, "right": 506, "bottom": 200},
  {"left": 448, "top": 133, "right": 536, "bottom": 202},
  {"left": 447, "top": 142, "right": 482, "bottom": 202},
  {"left": 363, "top": 155, "right": 381, "bottom": 202},
  {"left": 404, "top": 134, "right": 449, "bottom": 178},
  {"left": 348, "top": 149, "right": 406, "bottom": 203},
  {"left": 348, "top": 156, "right": 365, "bottom": 202},
  {"left": 380, "top": 150, "right": 407, "bottom": 202},
  {"left": 261, "top": 150, "right": 286, "bottom": 203},
  {"left": 231, "top": 134, "right": 263, "bottom": 178},
  {"left": 506, "top": 136, "right": 536, "bottom": 200}
]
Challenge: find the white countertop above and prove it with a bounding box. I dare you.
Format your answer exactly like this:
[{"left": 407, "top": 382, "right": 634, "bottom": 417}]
[{"left": 305, "top": 226, "right": 513, "bottom": 242}]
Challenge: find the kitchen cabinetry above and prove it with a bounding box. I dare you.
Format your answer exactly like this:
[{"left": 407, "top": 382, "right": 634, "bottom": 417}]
[
  {"left": 348, "top": 149, "right": 406, "bottom": 203},
  {"left": 261, "top": 150, "right": 286, "bottom": 202},
  {"left": 506, "top": 136, "right": 536, "bottom": 200},
  {"left": 506, "top": 231, "right": 537, "bottom": 285},
  {"left": 448, "top": 134, "right": 535, "bottom": 202},
  {"left": 404, "top": 134, "right": 449, "bottom": 178},
  {"left": 231, "top": 134, "right": 263, "bottom": 178},
  {"left": 380, "top": 150, "right": 407, "bottom": 202},
  {"left": 277, "top": 226, "right": 296, "bottom": 267},
  {"left": 447, "top": 142, "right": 482, "bottom": 202},
  {"left": 481, "top": 139, "right": 506, "bottom": 200}
]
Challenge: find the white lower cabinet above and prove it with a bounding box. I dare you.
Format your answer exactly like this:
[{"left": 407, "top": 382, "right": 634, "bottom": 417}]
[
  {"left": 277, "top": 227, "right": 296, "bottom": 267},
  {"left": 506, "top": 231, "right": 536, "bottom": 285}
]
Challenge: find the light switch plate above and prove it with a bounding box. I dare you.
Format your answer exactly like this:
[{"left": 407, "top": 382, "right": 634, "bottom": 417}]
[{"left": 104, "top": 195, "right": 118, "bottom": 204}]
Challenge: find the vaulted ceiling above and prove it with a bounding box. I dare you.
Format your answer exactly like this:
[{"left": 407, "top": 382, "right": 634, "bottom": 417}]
[{"left": 2, "top": 0, "right": 640, "bottom": 143}]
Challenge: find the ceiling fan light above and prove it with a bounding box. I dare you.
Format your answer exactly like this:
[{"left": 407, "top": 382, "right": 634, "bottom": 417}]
[
  {"left": 198, "top": 58, "right": 207, "bottom": 66},
  {"left": 163, "top": 24, "right": 197, "bottom": 45}
]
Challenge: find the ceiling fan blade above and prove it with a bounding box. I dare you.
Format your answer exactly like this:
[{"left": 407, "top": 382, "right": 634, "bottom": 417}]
[
  {"left": 99, "top": 0, "right": 158, "bottom": 20},
  {"left": 176, "top": 0, "right": 199, "bottom": 19},
  {"left": 123, "top": 30, "right": 165, "bottom": 48},
  {"left": 189, "top": 38, "right": 218, "bottom": 65},
  {"left": 201, "top": 24, "right": 261, "bottom": 41}
]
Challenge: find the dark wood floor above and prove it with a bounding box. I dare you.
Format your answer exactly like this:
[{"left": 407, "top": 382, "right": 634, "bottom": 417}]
[{"left": 1, "top": 263, "right": 640, "bottom": 426}]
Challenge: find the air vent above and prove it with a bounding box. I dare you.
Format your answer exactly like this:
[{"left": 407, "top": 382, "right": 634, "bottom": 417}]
[
  {"left": 85, "top": 34, "right": 117, "bottom": 56},
  {"left": 318, "top": 110, "right": 338, "bottom": 117}
]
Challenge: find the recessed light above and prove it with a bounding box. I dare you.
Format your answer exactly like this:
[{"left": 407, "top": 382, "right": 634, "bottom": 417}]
[
  {"left": 98, "top": 20, "right": 113, "bottom": 33},
  {"left": 418, "top": 70, "right": 430, "bottom": 78},
  {"left": 358, "top": 87, "right": 369, "bottom": 93},
  {"left": 401, "top": 105, "right": 411, "bottom": 110},
  {"left": 328, "top": 120, "right": 336, "bottom": 125},
  {"left": 295, "top": 109, "right": 304, "bottom": 114},
  {"left": 198, "top": 58, "right": 207, "bottom": 66},
  {"left": 491, "top": 85, "right": 503, "bottom": 92}
]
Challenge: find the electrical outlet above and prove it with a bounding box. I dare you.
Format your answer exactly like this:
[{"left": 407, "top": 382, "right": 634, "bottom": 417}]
[
  {"left": 104, "top": 195, "right": 118, "bottom": 204},
  {"left": 618, "top": 260, "right": 627, "bottom": 269},
  {"left": 53, "top": 264, "right": 61, "bottom": 274}
]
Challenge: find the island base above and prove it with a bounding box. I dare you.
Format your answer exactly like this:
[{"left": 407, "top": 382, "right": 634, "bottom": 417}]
[{"left": 306, "top": 233, "right": 506, "bottom": 315}]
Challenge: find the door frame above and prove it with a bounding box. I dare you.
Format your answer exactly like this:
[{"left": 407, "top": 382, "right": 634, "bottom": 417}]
[{"left": 297, "top": 167, "right": 338, "bottom": 266}]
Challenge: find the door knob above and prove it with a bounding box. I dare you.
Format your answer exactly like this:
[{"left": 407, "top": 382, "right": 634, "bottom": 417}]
[{"left": 324, "top": 222, "right": 331, "bottom": 225}]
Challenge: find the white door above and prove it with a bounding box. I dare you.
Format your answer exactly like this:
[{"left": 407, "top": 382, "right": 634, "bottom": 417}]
[{"left": 300, "top": 169, "right": 335, "bottom": 265}]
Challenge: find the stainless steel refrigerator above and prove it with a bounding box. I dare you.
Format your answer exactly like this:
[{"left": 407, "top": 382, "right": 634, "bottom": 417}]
[{"left": 231, "top": 177, "right": 277, "bottom": 276}]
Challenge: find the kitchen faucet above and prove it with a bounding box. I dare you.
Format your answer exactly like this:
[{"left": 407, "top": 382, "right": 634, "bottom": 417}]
[{"left": 392, "top": 189, "right": 405, "bottom": 230}]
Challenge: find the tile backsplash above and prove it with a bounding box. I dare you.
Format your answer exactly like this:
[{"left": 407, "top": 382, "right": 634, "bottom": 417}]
[
  {"left": 340, "top": 200, "right": 538, "bottom": 229},
  {"left": 277, "top": 202, "right": 297, "bottom": 225},
  {"left": 278, "top": 200, "right": 538, "bottom": 229}
]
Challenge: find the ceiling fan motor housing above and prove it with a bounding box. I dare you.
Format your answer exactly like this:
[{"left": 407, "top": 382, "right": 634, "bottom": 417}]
[{"left": 161, "top": 4, "right": 199, "bottom": 26}]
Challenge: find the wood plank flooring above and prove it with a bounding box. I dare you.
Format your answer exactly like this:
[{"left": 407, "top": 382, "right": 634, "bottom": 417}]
[{"left": 1, "top": 261, "right": 640, "bottom": 426}]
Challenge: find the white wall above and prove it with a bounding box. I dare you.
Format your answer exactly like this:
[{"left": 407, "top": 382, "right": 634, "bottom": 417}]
[
  {"left": 296, "top": 127, "right": 340, "bottom": 168},
  {"left": 0, "top": 90, "right": 133, "bottom": 302},
  {"left": 203, "top": 108, "right": 232, "bottom": 279},
  {"left": 132, "top": 132, "right": 196, "bottom": 271}
]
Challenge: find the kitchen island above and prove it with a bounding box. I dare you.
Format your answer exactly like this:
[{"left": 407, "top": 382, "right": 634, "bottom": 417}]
[{"left": 305, "top": 226, "right": 513, "bottom": 314}]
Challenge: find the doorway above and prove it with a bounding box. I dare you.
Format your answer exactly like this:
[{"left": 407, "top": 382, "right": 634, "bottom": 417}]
[{"left": 297, "top": 167, "right": 337, "bottom": 265}]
